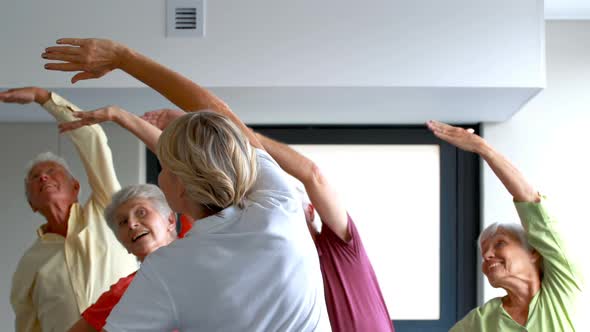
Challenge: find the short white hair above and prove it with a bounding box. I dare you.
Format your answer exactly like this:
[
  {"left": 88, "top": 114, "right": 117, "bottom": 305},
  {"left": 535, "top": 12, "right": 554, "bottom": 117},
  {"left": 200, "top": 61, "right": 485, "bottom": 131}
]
[
  {"left": 478, "top": 221, "right": 532, "bottom": 252},
  {"left": 24, "top": 151, "right": 74, "bottom": 199},
  {"left": 104, "top": 184, "right": 175, "bottom": 238}
]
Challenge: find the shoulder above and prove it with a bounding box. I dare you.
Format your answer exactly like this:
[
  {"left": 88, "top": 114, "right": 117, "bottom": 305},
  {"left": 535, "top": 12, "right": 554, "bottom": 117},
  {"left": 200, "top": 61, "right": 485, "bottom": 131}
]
[
  {"left": 254, "top": 149, "right": 288, "bottom": 182},
  {"left": 14, "top": 239, "right": 46, "bottom": 275}
]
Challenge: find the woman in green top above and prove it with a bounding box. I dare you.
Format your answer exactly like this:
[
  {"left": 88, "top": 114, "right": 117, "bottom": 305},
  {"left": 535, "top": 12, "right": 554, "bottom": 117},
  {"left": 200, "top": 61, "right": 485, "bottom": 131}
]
[{"left": 427, "top": 121, "right": 583, "bottom": 332}]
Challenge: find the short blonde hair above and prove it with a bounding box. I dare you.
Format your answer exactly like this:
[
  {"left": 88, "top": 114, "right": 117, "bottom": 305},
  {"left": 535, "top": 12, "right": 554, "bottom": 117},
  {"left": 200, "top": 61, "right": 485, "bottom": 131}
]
[{"left": 157, "top": 111, "right": 257, "bottom": 211}]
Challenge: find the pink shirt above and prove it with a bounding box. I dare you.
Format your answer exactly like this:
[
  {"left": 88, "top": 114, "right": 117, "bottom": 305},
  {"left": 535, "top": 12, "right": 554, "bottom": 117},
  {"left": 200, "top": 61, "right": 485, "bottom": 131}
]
[{"left": 315, "top": 215, "right": 395, "bottom": 332}]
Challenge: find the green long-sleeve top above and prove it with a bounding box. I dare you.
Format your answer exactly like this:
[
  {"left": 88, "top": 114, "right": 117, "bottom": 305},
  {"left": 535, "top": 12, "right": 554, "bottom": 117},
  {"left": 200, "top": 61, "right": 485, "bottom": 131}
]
[{"left": 451, "top": 198, "right": 583, "bottom": 332}]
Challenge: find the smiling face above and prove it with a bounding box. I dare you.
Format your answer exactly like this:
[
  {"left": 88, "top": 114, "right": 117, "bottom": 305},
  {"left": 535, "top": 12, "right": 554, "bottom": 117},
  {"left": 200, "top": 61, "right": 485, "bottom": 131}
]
[
  {"left": 114, "top": 198, "right": 176, "bottom": 261},
  {"left": 26, "top": 161, "right": 80, "bottom": 212},
  {"left": 480, "top": 228, "right": 540, "bottom": 288}
]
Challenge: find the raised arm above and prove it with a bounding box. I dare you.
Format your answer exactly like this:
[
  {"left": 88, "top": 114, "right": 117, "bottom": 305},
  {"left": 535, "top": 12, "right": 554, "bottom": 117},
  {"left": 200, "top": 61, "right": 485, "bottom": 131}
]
[
  {"left": 255, "top": 133, "right": 350, "bottom": 241},
  {"left": 0, "top": 87, "right": 120, "bottom": 208},
  {"left": 43, "top": 38, "right": 262, "bottom": 150},
  {"left": 428, "top": 121, "right": 583, "bottom": 294},
  {"left": 58, "top": 105, "right": 162, "bottom": 154},
  {"left": 427, "top": 120, "right": 539, "bottom": 203}
]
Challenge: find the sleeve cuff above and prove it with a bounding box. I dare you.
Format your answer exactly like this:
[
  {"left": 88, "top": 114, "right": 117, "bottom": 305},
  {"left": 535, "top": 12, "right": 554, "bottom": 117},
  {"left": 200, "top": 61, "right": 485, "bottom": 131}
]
[{"left": 41, "top": 92, "right": 82, "bottom": 122}]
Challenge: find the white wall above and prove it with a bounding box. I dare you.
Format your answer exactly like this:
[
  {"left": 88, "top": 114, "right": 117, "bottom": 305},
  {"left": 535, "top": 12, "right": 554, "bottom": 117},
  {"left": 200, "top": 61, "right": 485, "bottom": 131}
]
[
  {"left": 482, "top": 20, "right": 590, "bottom": 327},
  {"left": 0, "top": 0, "right": 544, "bottom": 88},
  {"left": 0, "top": 122, "right": 144, "bottom": 329},
  {"left": 0, "top": 14, "right": 587, "bottom": 332}
]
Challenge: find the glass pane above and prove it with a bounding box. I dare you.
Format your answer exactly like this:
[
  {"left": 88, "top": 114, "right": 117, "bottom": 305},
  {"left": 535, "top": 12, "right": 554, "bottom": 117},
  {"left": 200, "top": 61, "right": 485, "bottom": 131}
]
[{"left": 290, "top": 144, "right": 441, "bottom": 320}]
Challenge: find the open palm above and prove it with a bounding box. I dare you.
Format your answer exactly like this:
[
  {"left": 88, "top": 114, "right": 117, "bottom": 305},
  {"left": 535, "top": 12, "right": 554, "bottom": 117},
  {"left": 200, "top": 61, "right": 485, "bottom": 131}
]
[
  {"left": 426, "top": 120, "right": 483, "bottom": 153},
  {"left": 58, "top": 106, "right": 121, "bottom": 133}
]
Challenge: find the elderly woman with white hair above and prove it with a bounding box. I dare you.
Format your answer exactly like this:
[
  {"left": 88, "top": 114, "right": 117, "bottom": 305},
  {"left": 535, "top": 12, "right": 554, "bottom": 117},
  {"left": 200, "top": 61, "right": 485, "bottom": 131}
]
[
  {"left": 68, "top": 184, "right": 191, "bottom": 332},
  {"left": 427, "top": 121, "right": 583, "bottom": 332},
  {"left": 47, "top": 38, "right": 330, "bottom": 331}
]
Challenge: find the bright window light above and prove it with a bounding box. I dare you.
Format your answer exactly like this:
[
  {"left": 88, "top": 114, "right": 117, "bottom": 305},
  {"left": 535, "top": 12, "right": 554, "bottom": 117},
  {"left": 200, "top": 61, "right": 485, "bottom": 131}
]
[{"left": 290, "top": 144, "right": 441, "bottom": 320}]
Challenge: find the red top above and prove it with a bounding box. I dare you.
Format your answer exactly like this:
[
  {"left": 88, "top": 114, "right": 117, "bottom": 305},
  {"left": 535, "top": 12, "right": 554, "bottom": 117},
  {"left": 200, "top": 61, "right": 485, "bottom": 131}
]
[
  {"left": 315, "top": 215, "right": 395, "bottom": 332},
  {"left": 81, "top": 215, "right": 192, "bottom": 330}
]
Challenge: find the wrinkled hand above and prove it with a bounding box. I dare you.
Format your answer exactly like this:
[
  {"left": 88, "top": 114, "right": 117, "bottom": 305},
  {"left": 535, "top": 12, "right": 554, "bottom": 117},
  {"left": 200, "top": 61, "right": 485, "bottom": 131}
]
[
  {"left": 141, "top": 109, "right": 185, "bottom": 130},
  {"left": 58, "top": 105, "right": 122, "bottom": 133},
  {"left": 426, "top": 120, "right": 485, "bottom": 153},
  {"left": 43, "top": 38, "right": 125, "bottom": 84},
  {"left": 0, "top": 87, "right": 38, "bottom": 104}
]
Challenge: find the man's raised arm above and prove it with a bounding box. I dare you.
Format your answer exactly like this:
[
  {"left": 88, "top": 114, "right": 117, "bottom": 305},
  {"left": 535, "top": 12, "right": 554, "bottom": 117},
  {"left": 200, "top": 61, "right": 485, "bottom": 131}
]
[{"left": 0, "top": 87, "right": 119, "bottom": 207}]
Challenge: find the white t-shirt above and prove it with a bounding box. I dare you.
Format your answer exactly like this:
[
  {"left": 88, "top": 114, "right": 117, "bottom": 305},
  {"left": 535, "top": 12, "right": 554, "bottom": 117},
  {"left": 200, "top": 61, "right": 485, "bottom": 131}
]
[{"left": 105, "top": 149, "right": 330, "bottom": 332}]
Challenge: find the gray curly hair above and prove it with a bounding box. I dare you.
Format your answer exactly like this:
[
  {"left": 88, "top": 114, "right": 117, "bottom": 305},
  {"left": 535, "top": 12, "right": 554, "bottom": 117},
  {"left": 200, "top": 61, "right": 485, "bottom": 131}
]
[{"left": 104, "top": 184, "right": 174, "bottom": 238}]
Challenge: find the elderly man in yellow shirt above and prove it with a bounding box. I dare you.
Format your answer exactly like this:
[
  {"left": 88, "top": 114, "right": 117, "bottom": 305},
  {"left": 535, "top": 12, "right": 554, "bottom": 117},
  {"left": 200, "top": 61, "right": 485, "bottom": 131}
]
[{"left": 0, "top": 87, "right": 138, "bottom": 332}]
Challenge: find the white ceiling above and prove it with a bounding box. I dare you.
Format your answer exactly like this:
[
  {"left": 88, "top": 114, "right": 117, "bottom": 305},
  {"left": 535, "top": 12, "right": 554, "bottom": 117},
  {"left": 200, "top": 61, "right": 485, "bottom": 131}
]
[{"left": 545, "top": 0, "right": 590, "bottom": 20}]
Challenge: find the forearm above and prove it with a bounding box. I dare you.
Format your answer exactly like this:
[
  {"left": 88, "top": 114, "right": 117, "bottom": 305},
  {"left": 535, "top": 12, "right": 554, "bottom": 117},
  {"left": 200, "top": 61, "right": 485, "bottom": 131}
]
[
  {"left": 41, "top": 92, "right": 84, "bottom": 123},
  {"left": 42, "top": 93, "right": 121, "bottom": 203},
  {"left": 114, "top": 110, "right": 161, "bottom": 153},
  {"left": 256, "top": 133, "right": 314, "bottom": 183},
  {"left": 117, "top": 47, "right": 229, "bottom": 114},
  {"left": 116, "top": 46, "right": 262, "bottom": 149},
  {"left": 257, "top": 132, "right": 350, "bottom": 239},
  {"left": 477, "top": 142, "right": 539, "bottom": 203}
]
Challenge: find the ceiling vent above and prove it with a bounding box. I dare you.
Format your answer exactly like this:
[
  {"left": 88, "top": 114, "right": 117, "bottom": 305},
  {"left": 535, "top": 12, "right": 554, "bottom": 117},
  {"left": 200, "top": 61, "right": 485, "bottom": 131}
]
[{"left": 166, "top": 0, "right": 205, "bottom": 38}]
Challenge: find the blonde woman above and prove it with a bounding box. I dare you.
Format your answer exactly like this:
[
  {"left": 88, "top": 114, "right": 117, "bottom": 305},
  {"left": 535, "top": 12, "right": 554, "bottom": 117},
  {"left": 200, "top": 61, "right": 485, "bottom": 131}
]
[{"left": 48, "top": 38, "right": 330, "bottom": 332}]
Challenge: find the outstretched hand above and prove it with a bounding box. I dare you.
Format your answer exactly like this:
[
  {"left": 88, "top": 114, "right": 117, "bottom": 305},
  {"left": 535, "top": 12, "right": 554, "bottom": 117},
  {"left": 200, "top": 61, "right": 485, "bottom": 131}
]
[
  {"left": 426, "top": 120, "right": 485, "bottom": 153},
  {"left": 141, "top": 109, "right": 185, "bottom": 130},
  {"left": 0, "top": 87, "right": 38, "bottom": 104},
  {"left": 43, "top": 38, "right": 125, "bottom": 84},
  {"left": 58, "top": 106, "right": 122, "bottom": 133}
]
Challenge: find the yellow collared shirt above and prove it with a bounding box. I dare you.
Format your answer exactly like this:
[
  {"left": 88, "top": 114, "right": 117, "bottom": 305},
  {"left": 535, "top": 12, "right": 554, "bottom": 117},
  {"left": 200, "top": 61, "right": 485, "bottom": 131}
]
[{"left": 10, "top": 93, "right": 138, "bottom": 332}]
